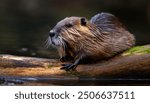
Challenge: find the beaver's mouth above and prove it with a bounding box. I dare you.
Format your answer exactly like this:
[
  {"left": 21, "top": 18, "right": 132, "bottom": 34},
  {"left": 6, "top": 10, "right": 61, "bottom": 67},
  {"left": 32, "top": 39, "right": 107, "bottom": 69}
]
[
  {"left": 51, "top": 40, "right": 55, "bottom": 45},
  {"left": 49, "top": 37, "right": 56, "bottom": 47},
  {"left": 50, "top": 36, "right": 65, "bottom": 47}
]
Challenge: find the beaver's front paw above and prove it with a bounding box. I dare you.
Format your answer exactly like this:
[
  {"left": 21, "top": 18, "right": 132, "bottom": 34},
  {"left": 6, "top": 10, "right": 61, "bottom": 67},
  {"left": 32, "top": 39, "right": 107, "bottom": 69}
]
[{"left": 60, "top": 63, "right": 77, "bottom": 71}]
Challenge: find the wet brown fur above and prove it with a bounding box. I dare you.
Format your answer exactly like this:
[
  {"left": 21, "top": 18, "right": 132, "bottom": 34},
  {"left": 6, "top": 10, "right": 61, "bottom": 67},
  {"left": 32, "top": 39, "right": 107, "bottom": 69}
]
[{"left": 49, "top": 12, "right": 135, "bottom": 68}]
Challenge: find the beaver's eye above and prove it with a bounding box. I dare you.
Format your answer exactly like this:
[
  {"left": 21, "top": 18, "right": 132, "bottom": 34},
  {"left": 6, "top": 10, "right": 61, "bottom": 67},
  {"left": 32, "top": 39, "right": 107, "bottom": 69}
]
[
  {"left": 81, "top": 17, "right": 87, "bottom": 26},
  {"left": 65, "top": 23, "right": 73, "bottom": 28}
]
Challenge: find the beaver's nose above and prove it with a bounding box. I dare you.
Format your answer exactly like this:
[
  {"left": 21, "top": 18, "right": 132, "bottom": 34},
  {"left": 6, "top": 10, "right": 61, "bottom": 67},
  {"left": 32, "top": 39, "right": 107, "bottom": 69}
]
[{"left": 49, "top": 31, "right": 55, "bottom": 37}]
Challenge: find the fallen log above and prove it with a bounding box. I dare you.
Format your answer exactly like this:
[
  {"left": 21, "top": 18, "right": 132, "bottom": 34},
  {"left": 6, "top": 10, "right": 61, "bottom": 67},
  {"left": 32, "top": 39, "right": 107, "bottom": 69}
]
[
  {"left": 0, "top": 45, "right": 150, "bottom": 77},
  {"left": 0, "top": 45, "right": 150, "bottom": 85}
]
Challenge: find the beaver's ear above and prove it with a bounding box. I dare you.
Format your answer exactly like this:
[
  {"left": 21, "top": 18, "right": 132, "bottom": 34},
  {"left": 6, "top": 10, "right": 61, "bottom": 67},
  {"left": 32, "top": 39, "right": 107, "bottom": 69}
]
[{"left": 80, "top": 17, "right": 87, "bottom": 26}]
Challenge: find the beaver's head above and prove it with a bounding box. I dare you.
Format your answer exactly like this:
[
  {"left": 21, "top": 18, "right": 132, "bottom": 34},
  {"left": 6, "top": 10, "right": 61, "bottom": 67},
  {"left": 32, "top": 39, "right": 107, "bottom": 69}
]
[{"left": 48, "top": 17, "right": 92, "bottom": 49}]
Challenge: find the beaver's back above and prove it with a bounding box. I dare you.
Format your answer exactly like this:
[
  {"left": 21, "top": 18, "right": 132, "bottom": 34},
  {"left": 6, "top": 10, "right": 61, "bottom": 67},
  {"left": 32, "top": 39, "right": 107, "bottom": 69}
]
[{"left": 89, "top": 12, "right": 135, "bottom": 57}]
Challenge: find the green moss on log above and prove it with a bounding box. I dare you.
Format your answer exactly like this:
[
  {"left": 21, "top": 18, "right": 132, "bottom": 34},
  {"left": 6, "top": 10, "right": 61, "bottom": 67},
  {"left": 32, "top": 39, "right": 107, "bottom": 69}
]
[
  {"left": 47, "top": 63, "right": 60, "bottom": 68},
  {"left": 66, "top": 71, "right": 81, "bottom": 76},
  {"left": 122, "top": 45, "right": 150, "bottom": 56}
]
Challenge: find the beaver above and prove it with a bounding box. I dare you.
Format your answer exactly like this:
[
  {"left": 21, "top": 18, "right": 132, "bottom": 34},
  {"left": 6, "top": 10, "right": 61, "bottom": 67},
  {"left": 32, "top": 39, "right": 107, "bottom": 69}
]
[{"left": 47, "top": 12, "right": 135, "bottom": 71}]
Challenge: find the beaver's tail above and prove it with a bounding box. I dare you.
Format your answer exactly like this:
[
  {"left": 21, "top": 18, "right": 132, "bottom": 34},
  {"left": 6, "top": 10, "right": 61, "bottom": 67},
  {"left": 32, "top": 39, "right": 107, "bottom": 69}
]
[{"left": 90, "top": 12, "right": 126, "bottom": 33}]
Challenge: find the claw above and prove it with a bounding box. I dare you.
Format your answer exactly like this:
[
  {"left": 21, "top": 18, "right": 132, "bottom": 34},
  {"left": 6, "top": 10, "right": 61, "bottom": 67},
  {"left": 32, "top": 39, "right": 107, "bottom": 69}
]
[
  {"left": 60, "top": 57, "right": 80, "bottom": 71},
  {"left": 60, "top": 63, "right": 76, "bottom": 71},
  {"left": 61, "top": 63, "right": 71, "bottom": 67}
]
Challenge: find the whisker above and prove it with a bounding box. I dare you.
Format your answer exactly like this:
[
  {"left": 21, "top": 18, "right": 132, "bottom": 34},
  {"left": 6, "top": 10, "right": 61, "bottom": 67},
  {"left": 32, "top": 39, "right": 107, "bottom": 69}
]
[
  {"left": 41, "top": 38, "right": 48, "bottom": 48},
  {"left": 44, "top": 37, "right": 51, "bottom": 48}
]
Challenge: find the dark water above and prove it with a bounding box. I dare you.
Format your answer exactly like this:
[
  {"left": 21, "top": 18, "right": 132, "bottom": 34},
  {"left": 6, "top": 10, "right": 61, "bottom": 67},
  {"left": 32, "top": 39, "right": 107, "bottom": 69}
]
[
  {"left": 1, "top": 76, "right": 150, "bottom": 86},
  {"left": 0, "top": 0, "right": 150, "bottom": 58}
]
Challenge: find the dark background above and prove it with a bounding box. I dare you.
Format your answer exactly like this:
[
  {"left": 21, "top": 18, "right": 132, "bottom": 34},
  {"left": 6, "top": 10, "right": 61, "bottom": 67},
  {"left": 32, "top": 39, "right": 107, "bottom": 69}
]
[{"left": 0, "top": 0, "right": 150, "bottom": 58}]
